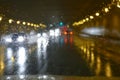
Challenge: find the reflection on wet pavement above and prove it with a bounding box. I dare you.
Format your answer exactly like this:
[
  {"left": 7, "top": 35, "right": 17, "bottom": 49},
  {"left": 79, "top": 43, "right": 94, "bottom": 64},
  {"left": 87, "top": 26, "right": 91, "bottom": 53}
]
[
  {"left": 0, "top": 35, "right": 120, "bottom": 77},
  {"left": 74, "top": 36, "right": 120, "bottom": 77}
]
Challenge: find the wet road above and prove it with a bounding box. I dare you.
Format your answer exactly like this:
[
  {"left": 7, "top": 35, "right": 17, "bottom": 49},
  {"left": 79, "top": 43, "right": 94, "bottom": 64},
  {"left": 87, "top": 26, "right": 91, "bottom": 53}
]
[{"left": 0, "top": 35, "right": 120, "bottom": 77}]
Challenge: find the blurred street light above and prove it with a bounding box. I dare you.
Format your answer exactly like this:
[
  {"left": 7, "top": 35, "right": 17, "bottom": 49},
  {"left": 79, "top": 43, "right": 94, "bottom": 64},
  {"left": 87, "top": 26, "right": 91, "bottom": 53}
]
[
  {"left": 40, "top": 23, "right": 46, "bottom": 28},
  {"left": 95, "top": 12, "right": 100, "bottom": 16},
  {"left": 90, "top": 16, "right": 94, "bottom": 19},
  {"left": 0, "top": 16, "right": 2, "bottom": 21},
  {"left": 17, "top": 21, "right": 20, "bottom": 24},
  {"left": 31, "top": 23, "right": 33, "bottom": 26},
  {"left": 83, "top": 19, "right": 86, "bottom": 22},
  {"left": 86, "top": 18, "right": 89, "bottom": 21},
  {"left": 27, "top": 22, "right": 30, "bottom": 26},
  {"left": 9, "top": 19, "right": 13, "bottom": 24},
  {"left": 22, "top": 22, "right": 26, "bottom": 25},
  {"left": 104, "top": 8, "right": 109, "bottom": 13},
  {"left": 34, "top": 24, "right": 37, "bottom": 27},
  {"left": 36, "top": 25, "right": 39, "bottom": 27},
  {"left": 117, "top": 1, "right": 120, "bottom": 8}
]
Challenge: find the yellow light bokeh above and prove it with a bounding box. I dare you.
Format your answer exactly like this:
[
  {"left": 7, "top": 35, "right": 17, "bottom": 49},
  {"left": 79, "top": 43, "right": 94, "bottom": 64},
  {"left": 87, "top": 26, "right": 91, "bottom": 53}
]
[
  {"left": 95, "top": 12, "right": 100, "bottom": 16},
  {"left": 90, "top": 16, "right": 94, "bottom": 19},
  {"left": 117, "top": 2, "right": 120, "bottom": 8},
  {"left": 27, "top": 22, "right": 30, "bottom": 26},
  {"left": 34, "top": 24, "right": 37, "bottom": 27},
  {"left": 9, "top": 19, "right": 13, "bottom": 24},
  {"left": 17, "top": 21, "right": 20, "bottom": 24},
  {"left": 36, "top": 25, "right": 39, "bottom": 27},
  {"left": 40, "top": 23, "right": 46, "bottom": 28},
  {"left": 31, "top": 23, "right": 34, "bottom": 26},
  {"left": 0, "top": 16, "right": 2, "bottom": 21},
  {"left": 22, "top": 22, "right": 26, "bottom": 25},
  {"left": 86, "top": 18, "right": 89, "bottom": 21},
  {"left": 83, "top": 19, "right": 86, "bottom": 22},
  {"left": 104, "top": 8, "right": 109, "bottom": 13}
]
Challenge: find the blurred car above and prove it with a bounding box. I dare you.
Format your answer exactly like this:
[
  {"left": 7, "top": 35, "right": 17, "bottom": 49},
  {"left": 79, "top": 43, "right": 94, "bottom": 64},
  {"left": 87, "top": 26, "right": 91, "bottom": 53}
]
[
  {"left": 62, "top": 29, "right": 73, "bottom": 35},
  {"left": 64, "top": 31, "right": 73, "bottom": 35},
  {"left": 2, "top": 32, "right": 28, "bottom": 45},
  {"left": 12, "top": 33, "right": 27, "bottom": 43}
]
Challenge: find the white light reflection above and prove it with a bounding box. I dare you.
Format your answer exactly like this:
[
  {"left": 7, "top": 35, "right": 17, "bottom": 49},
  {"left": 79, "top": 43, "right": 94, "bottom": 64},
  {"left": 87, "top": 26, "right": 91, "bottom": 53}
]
[
  {"left": 55, "top": 28, "right": 61, "bottom": 36},
  {"left": 82, "top": 27, "right": 105, "bottom": 36},
  {"left": 17, "top": 47, "right": 27, "bottom": 75},
  {"left": 6, "top": 76, "right": 11, "bottom": 80},
  {"left": 17, "top": 47, "right": 26, "bottom": 65},
  {"left": 37, "top": 36, "right": 49, "bottom": 59},
  {"left": 51, "top": 77, "right": 55, "bottom": 80},
  {"left": 37, "top": 33, "right": 41, "bottom": 37},
  {"left": 38, "top": 76, "right": 42, "bottom": 79},
  {"left": 5, "top": 38, "right": 12, "bottom": 43},
  {"left": 37, "top": 37, "right": 48, "bottom": 49},
  {"left": 79, "top": 34, "right": 90, "bottom": 37},
  {"left": 37, "top": 36, "right": 49, "bottom": 73},
  {"left": 42, "top": 33, "right": 48, "bottom": 38},
  {"left": 17, "top": 36, "right": 24, "bottom": 42},
  {"left": 49, "top": 28, "right": 61, "bottom": 37},
  {"left": 6, "top": 48, "right": 13, "bottom": 59},
  {"left": 43, "top": 75, "right": 47, "bottom": 79},
  {"left": 38, "top": 75, "right": 54, "bottom": 80},
  {"left": 19, "top": 75, "right": 25, "bottom": 79},
  {"left": 49, "top": 30, "right": 54, "bottom": 36}
]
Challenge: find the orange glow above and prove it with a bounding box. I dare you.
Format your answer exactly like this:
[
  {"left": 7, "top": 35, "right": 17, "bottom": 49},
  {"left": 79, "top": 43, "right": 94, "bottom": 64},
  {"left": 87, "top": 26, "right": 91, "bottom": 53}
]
[
  {"left": 70, "top": 32, "right": 73, "bottom": 35},
  {"left": 70, "top": 36, "right": 73, "bottom": 44},
  {"left": 64, "top": 37, "right": 68, "bottom": 44},
  {"left": 64, "top": 32, "right": 67, "bottom": 35}
]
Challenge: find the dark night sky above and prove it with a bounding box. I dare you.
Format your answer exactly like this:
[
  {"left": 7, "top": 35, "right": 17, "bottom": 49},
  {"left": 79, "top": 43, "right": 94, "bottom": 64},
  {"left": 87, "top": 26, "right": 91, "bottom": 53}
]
[{"left": 0, "top": 0, "right": 111, "bottom": 24}]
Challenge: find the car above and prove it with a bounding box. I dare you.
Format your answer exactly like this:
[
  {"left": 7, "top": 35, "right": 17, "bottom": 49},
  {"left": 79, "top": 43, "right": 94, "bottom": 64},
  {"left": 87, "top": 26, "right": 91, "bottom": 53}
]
[
  {"left": 64, "top": 30, "right": 73, "bottom": 35},
  {"left": 2, "top": 32, "right": 28, "bottom": 45},
  {"left": 62, "top": 29, "right": 73, "bottom": 35}
]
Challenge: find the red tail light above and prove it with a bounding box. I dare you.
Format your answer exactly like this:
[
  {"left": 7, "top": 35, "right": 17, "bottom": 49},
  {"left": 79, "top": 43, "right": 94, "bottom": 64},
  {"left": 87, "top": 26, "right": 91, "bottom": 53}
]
[
  {"left": 64, "top": 32, "right": 67, "bottom": 35},
  {"left": 70, "top": 32, "right": 73, "bottom": 35}
]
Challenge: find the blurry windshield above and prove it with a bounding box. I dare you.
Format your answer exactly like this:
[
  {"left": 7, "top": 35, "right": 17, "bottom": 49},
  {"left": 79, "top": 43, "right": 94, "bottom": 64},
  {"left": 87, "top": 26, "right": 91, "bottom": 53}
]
[{"left": 0, "top": 0, "right": 120, "bottom": 80}]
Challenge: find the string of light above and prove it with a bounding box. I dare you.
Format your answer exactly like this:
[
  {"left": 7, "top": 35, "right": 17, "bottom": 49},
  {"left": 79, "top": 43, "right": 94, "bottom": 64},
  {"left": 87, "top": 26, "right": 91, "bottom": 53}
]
[
  {"left": 73, "top": 0, "right": 120, "bottom": 26},
  {"left": 0, "top": 15, "right": 46, "bottom": 28}
]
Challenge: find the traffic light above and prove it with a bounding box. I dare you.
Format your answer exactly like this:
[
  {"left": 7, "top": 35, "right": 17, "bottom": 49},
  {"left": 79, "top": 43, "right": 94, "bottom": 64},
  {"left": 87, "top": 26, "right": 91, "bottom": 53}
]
[{"left": 59, "top": 22, "right": 64, "bottom": 26}]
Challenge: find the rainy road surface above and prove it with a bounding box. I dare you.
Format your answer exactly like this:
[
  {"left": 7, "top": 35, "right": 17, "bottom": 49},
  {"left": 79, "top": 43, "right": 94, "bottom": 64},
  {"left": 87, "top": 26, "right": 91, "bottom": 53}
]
[{"left": 0, "top": 34, "right": 120, "bottom": 79}]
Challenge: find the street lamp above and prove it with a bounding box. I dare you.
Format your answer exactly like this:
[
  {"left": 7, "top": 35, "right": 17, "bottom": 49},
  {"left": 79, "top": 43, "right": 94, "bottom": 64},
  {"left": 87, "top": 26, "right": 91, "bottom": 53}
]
[
  {"left": 31, "top": 23, "right": 33, "bottom": 26},
  {"left": 36, "top": 25, "right": 39, "bottom": 27},
  {"left": 17, "top": 21, "right": 20, "bottom": 24},
  {"left": 0, "top": 16, "right": 2, "bottom": 21},
  {"left": 90, "top": 16, "right": 94, "bottom": 19},
  {"left": 9, "top": 19, "right": 13, "bottom": 24},
  {"left": 22, "top": 22, "right": 26, "bottom": 25},
  {"left": 86, "top": 18, "right": 89, "bottom": 21},
  {"left": 117, "top": 1, "right": 120, "bottom": 8},
  {"left": 95, "top": 12, "right": 100, "bottom": 16},
  {"left": 83, "top": 19, "right": 86, "bottom": 22},
  {"left": 104, "top": 8, "right": 109, "bottom": 13},
  {"left": 27, "top": 23, "right": 30, "bottom": 26},
  {"left": 34, "top": 24, "right": 37, "bottom": 27}
]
